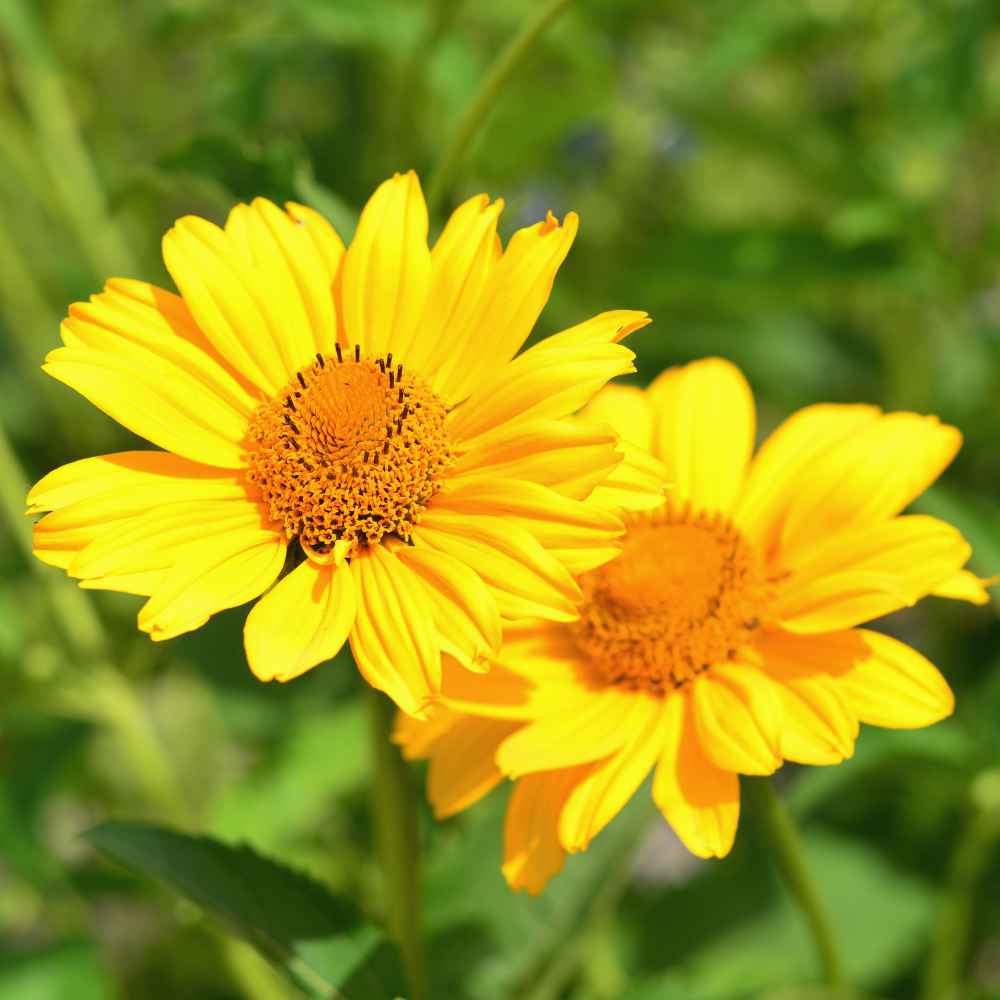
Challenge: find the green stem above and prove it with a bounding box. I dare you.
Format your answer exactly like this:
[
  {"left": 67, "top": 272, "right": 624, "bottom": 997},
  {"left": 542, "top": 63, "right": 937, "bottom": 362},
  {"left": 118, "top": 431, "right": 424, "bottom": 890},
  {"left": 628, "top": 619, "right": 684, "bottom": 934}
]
[
  {"left": 424, "top": 0, "right": 574, "bottom": 213},
  {"left": 921, "top": 771, "right": 1000, "bottom": 1000},
  {"left": 368, "top": 689, "right": 426, "bottom": 1000},
  {"left": 745, "top": 777, "right": 849, "bottom": 994}
]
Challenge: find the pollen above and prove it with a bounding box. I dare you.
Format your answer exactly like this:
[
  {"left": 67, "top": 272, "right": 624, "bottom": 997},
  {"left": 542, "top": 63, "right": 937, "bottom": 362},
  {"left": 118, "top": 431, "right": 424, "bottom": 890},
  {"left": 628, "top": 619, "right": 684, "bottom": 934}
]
[
  {"left": 246, "top": 348, "right": 452, "bottom": 556},
  {"left": 572, "top": 502, "right": 770, "bottom": 695}
]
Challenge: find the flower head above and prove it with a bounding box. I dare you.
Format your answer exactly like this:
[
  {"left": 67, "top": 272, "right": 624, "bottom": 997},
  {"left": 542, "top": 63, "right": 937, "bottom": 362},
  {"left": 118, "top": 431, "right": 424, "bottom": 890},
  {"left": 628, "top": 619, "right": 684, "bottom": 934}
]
[
  {"left": 396, "top": 358, "right": 990, "bottom": 890},
  {"left": 28, "top": 172, "right": 655, "bottom": 716}
]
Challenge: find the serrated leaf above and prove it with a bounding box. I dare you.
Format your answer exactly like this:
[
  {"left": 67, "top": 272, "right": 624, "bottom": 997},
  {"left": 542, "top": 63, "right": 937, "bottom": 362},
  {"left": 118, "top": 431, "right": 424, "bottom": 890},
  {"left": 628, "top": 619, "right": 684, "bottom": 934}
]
[{"left": 84, "top": 822, "right": 403, "bottom": 999}]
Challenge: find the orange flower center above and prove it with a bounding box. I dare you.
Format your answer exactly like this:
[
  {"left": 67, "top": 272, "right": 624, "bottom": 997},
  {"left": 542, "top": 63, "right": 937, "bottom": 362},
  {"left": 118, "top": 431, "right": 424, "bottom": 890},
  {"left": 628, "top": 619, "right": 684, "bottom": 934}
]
[
  {"left": 246, "top": 347, "right": 452, "bottom": 556},
  {"left": 572, "top": 502, "right": 769, "bottom": 695}
]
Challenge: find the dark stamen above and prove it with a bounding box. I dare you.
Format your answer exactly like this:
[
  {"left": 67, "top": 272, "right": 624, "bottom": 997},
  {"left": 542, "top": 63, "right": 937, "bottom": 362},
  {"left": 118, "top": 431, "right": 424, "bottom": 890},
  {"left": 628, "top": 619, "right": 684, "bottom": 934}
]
[
  {"left": 396, "top": 364, "right": 403, "bottom": 381},
  {"left": 388, "top": 372, "right": 395, "bottom": 388},
  {"left": 284, "top": 415, "right": 299, "bottom": 433},
  {"left": 335, "top": 343, "right": 343, "bottom": 362},
  {"left": 297, "top": 372, "right": 307, "bottom": 389},
  {"left": 354, "top": 344, "right": 361, "bottom": 362},
  {"left": 316, "top": 352, "right": 325, "bottom": 367}
]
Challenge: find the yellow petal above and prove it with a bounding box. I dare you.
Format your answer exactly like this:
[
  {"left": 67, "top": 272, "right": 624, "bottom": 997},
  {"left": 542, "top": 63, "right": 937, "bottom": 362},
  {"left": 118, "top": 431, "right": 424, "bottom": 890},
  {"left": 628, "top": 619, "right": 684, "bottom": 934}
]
[
  {"left": 393, "top": 703, "right": 461, "bottom": 760},
  {"left": 834, "top": 629, "right": 954, "bottom": 728},
  {"left": 775, "top": 516, "right": 971, "bottom": 631},
  {"left": 433, "top": 475, "right": 624, "bottom": 575},
  {"left": 777, "top": 412, "right": 962, "bottom": 560},
  {"left": 450, "top": 419, "right": 621, "bottom": 501},
  {"left": 64, "top": 279, "right": 258, "bottom": 417},
  {"left": 774, "top": 674, "right": 857, "bottom": 765},
  {"left": 43, "top": 347, "right": 249, "bottom": 469},
  {"left": 394, "top": 544, "right": 501, "bottom": 672},
  {"left": 442, "top": 211, "right": 579, "bottom": 403},
  {"left": 753, "top": 625, "right": 866, "bottom": 680},
  {"left": 711, "top": 663, "right": 784, "bottom": 758},
  {"left": 30, "top": 453, "right": 248, "bottom": 576},
  {"left": 427, "top": 717, "right": 518, "bottom": 818},
  {"left": 416, "top": 193, "right": 503, "bottom": 382},
  {"left": 439, "top": 624, "right": 583, "bottom": 720},
  {"left": 446, "top": 311, "right": 645, "bottom": 444},
  {"left": 413, "top": 511, "right": 581, "bottom": 622},
  {"left": 558, "top": 696, "right": 664, "bottom": 852},
  {"left": 440, "top": 659, "right": 540, "bottom": 720},
  {"left": 647, "top": 358, "right": 755, "bottom": 514},
  {"left": 244, "top": 558, "right": 356, "bottom": 682},
  {"left": 502, "top": 768, "right": 586, "bottom": 895},
  {"left": 80, "top": 570, "right": 165, "bottom": 596},
  {"left": 773, "top": 570, "right": 912, "bottom": 634},
  {"left": 652, "top": 692, "right": 739, "bottom": 858},
  {"left": 27, "top": 450, "right": 245, "bottom": 514},
  {"left": 586, "top": 438, "right": 669, "bottom": 514},
  {"left": 339, "top": 171, "right": 430, "bottom": 361},
  {"left": 691, "top": 672, "right": 781, "bottom": 775},
  {"left": 162, "top": 215, "right": 292, "bottom": 392},
  {"left": 286, "top": 201, "right": 346, "bottom": 279},
  {"left": 579, "top": 384, "right": 654, "bottom": 451},
  {"left": 70, "top": 499, "right": 270, "bottom": 581},
  {"left": 735, "top": 404, "right": 880, "bottom": 555},
  {"left": 138, "top": 528, "right": 285, "bottom": 641},
  {"left": 932, "top": 569, "right": 995, "bottom": 605},
  {"left": 227, "top": 198, "right": 339, "bottom": 360},
  {"left": 349, "top": 543, "right": 441, "bottom": 717},
  {"left": 495, "top": 688, "right": 646, "bottom": 777}
]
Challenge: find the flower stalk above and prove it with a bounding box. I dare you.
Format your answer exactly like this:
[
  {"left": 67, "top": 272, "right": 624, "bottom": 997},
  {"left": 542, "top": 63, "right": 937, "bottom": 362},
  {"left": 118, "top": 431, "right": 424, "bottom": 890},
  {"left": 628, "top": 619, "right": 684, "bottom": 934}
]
[
  {"left": 368, "top": 688, "right": 427, "bottom": 1000},
  {"left": 921, "top": 770, "right": 1000, "bottom": 1000},
  {"left": 744, "top": 776, "right": 849, "bottom": 995},
  {"left": 425, "top": 0, "right": 575, "bottom": 213}
]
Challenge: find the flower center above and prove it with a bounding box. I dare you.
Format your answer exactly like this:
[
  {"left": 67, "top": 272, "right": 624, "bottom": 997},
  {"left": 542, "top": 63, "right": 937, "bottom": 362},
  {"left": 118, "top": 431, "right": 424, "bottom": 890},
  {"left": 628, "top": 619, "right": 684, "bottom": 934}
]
[
  {"left": 246, "top": 347, "right": 452, "bottom": 556},
  {"left": 572, "top": 502, "right": 769, "bottom": 695}
]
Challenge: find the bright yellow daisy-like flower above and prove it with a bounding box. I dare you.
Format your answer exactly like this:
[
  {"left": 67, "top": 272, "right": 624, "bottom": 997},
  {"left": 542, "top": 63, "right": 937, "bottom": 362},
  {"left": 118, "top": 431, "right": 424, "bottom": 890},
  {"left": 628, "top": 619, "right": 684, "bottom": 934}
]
[
  {"left": 27, "top": 171, "right": 653, "bottom": 716},
  {"left": 397, "top": 358, "right": 990, "bottom": 890}
]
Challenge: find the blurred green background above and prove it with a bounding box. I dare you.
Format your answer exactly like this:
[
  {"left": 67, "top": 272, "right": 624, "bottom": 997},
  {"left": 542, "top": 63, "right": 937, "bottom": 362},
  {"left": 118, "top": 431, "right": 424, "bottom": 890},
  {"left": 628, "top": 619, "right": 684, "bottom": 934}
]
[{"left": 2, "top": 1, "right": 1000, "bottom": 998}]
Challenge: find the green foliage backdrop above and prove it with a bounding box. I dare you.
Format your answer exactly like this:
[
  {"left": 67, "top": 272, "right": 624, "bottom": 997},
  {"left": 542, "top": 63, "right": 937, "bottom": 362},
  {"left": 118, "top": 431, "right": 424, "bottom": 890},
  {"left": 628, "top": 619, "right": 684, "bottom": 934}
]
[{"left": 1, "top": 1, "right": 999, "bottom": 998}]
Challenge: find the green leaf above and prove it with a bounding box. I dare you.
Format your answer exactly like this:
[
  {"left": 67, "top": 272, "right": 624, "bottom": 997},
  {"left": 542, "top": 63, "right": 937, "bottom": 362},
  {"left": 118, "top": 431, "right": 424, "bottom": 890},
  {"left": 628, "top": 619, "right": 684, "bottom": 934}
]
[{"left": 84, "top": 821, "right": 404, "bottom": 1000}]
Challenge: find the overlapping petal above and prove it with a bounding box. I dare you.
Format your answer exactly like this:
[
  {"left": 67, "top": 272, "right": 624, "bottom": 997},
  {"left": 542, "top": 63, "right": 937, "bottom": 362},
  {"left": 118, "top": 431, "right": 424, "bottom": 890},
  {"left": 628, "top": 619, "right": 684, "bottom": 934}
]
[
  {"left": 647, "top": 358, "right": 755, "bottom": 514},
  {"left": 441, "top": 211, "right": 579, "bottom": 403},
  {"left": 349, "top": 543, "right": 440, "bottom": 718},
  {"left": 138, "top": 528, "right": 285, "bottom": 641},
  {"left": 446, "top": 311, "right": 646, "bottom": 445},
  {"left": 502, "top": 768, "right": 588, "bottom": 895},
  {"left": 653, "top": 693, "right": 740, "bottom": 859},
  {"left": 244, "top": 558, "right": 356, "bottom": 682},
  {"left": 413, "top": 511, "right": 581, "bottom": 622},
  {"left": 433, "top": 475, "right": 624, "bottom": 574},
  {"left": 774, "top": 516, "right": 971, "bottom": 632}
]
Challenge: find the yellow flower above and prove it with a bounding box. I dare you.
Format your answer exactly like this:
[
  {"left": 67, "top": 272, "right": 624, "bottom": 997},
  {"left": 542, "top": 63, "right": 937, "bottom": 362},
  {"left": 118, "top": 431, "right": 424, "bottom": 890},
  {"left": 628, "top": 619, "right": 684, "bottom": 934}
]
[
  {"left": 28, "top": 172, "right": 653, "bottom": 716},
  {"left": 396, "top": 358, "right": 990, "bottom": 889}
]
